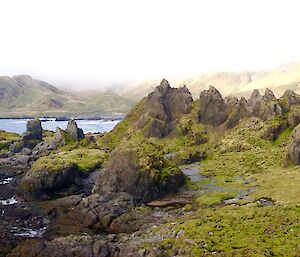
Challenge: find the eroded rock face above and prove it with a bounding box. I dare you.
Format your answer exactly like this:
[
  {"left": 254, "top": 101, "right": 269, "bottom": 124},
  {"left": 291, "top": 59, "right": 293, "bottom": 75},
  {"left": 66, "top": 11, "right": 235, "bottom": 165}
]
[
  {"left": 287, "top": 124, "right": 300, "bottom": 165},
  {"left": 93, "top": 144, "right": 185, "bottom": 203},
  {"left": 199, "top": 86, "right": 228, "bottom": 126},
  {"left": 66, "top": 120, "right": 85, "bottom": 141},
  {"left": 224, "top": 96, "right": 248, "bottom": 128},
  {"left": 198, "top": 87, "right": 284, "bottom": 128},
  {"left": 138, "top": 79, "right": 193, "bottom": 137}
]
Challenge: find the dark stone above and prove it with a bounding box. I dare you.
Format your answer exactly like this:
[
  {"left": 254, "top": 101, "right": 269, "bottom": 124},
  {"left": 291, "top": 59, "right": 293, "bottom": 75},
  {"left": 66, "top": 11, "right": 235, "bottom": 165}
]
[
  {"left": 138, "top": 79, "right": 193, "bottom": 137},
  {"left": 22, "top": 118, "right": 43, "bottom": 142},
  {"left": 93, "top": 145, "right": 185, "bottom": 203},
  {"left": 198, "top": 86, "right": 228, "bottom": 126},
  {"left": 287, "top": 124, "right": 300, "bottom": 164}
]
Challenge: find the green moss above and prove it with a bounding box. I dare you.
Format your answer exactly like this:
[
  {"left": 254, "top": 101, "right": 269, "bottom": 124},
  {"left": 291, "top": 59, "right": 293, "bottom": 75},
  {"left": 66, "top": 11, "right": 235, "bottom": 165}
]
[
  {"left": 273, "top": 127, "right": 293, "bottom": 146},
  {"left": 196, "top": 191, "right": 237, "bottom": 206},
  {"left": 32, "top": 148, "right": 108, "bottom": 173},
  {"left": 0, "top": 130, "right": 20, "bottom": 151},
  {"left": 155, "top": 205, "right": 300, "bottom": 256}
]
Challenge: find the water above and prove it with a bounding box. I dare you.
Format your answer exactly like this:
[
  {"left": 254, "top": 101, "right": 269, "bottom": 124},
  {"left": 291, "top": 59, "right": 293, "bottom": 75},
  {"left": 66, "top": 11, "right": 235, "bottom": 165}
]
[
  {"left": 10, "top": 226, "right": 47, "bottom": 238},
  {"left": 0, "top": 197, "right": 18, "bottom": 205},
  {"left": 0, "top": 118, "right": 121, "bottom": 134},
  {"left": 0, "top": 177, "right": 12, "bottom": 185}
]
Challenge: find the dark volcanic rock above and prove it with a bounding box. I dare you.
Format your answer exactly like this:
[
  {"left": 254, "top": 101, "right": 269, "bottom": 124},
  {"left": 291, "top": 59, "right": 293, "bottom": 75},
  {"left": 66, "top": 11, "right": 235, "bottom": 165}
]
[
  {"left": 66, "top": 120, "right": 85, "bottom": 141},
  {"left": 93, "top": 144, "right": 185, "bottom": 203},
  {"left": 224, "top": 96, "right": 248, "bottom": 128},
  {"left": 287, "top": 124, "right": 300, "bottom": 165},
  {"left": 198, "top": 86, "right": 228, "bottom": 126},
  {"left": 138, "top": 79, "right": 193, "bottom": 137}
]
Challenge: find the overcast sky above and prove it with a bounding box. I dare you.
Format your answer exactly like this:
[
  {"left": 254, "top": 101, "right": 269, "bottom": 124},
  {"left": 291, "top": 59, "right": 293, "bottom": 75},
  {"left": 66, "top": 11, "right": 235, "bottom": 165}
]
[{"left": 0, "top": 0, "right": 299, "bottom": 89}]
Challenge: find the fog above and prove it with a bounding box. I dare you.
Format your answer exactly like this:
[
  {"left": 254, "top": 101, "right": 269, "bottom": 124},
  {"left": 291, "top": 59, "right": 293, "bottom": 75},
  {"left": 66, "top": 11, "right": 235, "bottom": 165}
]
[{"left": 0, "top": 0, "right": 300, "bottom": 90}]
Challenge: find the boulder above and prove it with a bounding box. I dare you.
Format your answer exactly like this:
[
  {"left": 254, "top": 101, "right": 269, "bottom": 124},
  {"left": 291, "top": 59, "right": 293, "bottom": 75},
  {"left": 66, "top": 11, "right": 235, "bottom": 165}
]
[
  {"left": 19, "top": 157, "right": 79, "bottom": 199},
  {"left": 198, "top": 86, "right": 228, "bottom": 126},
  {"left": 66, "top": 120, "right": 85, "bottom": 141},
  {"left": 287, "top": 124, "right": 300, "bottom": 164},
  {"left": 93, "top": 142, "right": 185, "bottom": 203},
  {"left": 22, "top": 118, "right": 43, "bottom": 142}
]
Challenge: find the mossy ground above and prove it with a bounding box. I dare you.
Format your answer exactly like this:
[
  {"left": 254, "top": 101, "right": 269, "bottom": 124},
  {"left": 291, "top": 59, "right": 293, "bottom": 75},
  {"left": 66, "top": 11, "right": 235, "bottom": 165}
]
[{"left": 137, "top": 117, "right": 300, "bottom": 256}]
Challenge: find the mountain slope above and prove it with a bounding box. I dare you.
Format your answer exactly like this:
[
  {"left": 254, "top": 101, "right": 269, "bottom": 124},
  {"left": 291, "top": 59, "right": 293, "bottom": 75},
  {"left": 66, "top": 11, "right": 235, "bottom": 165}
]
[
  {"left": 120, "top": 62, "right": 300, "bottom": 100},
  {"left": 0, "top": 75, "right": 134, "bottom": 117}
]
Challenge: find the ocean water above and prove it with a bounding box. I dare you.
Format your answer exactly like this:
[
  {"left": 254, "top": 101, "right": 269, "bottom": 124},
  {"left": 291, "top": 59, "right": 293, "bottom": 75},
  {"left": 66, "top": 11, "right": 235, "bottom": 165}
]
[{"left": 0, "top": 118, "right": 121, "bottom": 134}]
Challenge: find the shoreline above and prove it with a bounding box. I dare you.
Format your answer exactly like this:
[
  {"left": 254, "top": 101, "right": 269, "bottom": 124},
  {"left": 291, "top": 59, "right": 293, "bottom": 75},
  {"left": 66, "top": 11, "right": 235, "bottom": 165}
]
[{"left": 0, "top": 116, "right": 124, "bottom": 122}]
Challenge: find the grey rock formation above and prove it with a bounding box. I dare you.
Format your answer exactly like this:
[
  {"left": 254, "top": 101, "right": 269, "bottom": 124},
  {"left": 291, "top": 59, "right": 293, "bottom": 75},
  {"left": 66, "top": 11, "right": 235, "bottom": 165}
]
[
  {"left": 22, "top": 118, "right": 43, "bottom": 142},
  {"left": 198, "top": 87, "right": 284, "bottom": 128},
  {"left": 138, "top": 79, "right": 193, "bottom": 137},
  {"left": 198, "top": 86, "right": 228, "bottom": 126},
  {"left": 263, "top": 88, "right": 276, "bottom": 101},
  {"left": 66, "top": 120, "right": 85, "bottom": 141}
]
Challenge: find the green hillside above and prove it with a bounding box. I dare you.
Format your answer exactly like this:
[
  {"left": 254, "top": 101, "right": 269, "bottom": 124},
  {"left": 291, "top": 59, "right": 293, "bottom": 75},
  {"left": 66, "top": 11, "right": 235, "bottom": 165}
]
[{"left": 0, "top": 75, "right": 134, "bottom": 118}]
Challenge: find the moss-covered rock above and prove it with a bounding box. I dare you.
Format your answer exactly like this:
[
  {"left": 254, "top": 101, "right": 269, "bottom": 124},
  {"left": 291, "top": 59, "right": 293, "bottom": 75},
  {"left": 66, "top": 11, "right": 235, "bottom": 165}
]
[
  {"left": 93, "top": 140, "right": 185, "bottom": 202},
  {"left": 19, "top": 157, "right": 78, "bottom": 199}
]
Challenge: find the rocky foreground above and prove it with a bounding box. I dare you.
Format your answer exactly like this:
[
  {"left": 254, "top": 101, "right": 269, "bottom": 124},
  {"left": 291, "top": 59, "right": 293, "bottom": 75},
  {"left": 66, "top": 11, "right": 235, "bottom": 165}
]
[{"left": 1, "top": 80, "right": 300, "bottom": 256}]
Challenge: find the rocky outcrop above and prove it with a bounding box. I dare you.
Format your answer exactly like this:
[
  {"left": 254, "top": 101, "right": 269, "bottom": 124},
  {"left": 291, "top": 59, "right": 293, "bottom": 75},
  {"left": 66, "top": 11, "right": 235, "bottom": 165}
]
[
  {"left": 199, "top": 86, "right": 228, "bottom": 126},
  {"left": 66, "top": 120, "right": 85, "bottom": 141},
  {"left": 224, "top": 96, "right": 248, "bottom": 128},
  {"left": 199, "top": 87, "right": 285, "bottom": 128},
  {"left": 287, "top": 124, "right": 300, "bottom": 165},
  {"left": 93, "top": 143, "right": 185, "bottom": 203},
  {"left": 22, "top": 118, "right": 43, "bottom": 142},
  {"left": 9, "top": 119, "right": 43, "bottom": 154},
  {"left": 137, "top": 79, "right": 193, "bottom": 137}
]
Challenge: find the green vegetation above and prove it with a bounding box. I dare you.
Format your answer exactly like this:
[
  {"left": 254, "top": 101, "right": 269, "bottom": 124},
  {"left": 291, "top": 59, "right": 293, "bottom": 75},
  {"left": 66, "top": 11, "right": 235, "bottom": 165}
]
[
  {"left": 158, "top": 205, "right": 300, "bottom": 256},
  {"left": 137, "top": 115, "right": 300, "bottom": 256},
  {"left": 32, "top": 148, "right": 108, "bottom": 173},
  {"left": 0, "top": 130, "right": 19, "bottom": 153}
]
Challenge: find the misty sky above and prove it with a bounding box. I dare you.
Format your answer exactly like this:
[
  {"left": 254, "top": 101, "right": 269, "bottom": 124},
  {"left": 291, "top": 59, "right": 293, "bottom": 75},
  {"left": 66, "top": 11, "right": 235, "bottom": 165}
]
[{"left": 0, "top": 0, "right": 299, "bottom": 89}]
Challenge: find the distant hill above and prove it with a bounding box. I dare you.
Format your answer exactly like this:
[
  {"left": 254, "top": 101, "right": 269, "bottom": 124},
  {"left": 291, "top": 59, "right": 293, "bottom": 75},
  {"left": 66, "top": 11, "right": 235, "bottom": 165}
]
[
  {"left": 0, "top": 75, "right": 134, "bottom": 118},
  {"left": 120, "top": 62, "right": 300, "bottom": 100}
]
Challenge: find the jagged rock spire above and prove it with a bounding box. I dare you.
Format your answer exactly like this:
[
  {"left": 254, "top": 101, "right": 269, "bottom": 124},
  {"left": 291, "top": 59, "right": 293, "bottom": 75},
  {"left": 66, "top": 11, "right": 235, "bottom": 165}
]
[
  {"left": 264, "top": 88, "right": 276, "bottom": 101},
  {"left": 160, "top": 78, "right": 170, "bottom": 86},
  {"left": 199, "top": 85, "right": 228, "bottom": 126}
]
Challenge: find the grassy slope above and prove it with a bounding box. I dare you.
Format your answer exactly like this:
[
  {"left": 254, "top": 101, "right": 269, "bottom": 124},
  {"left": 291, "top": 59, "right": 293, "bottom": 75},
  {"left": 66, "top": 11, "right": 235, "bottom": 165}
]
[
  {"left": 102, "top": 96, "right": 300, "bottom": 256},
  {"left": 0, "top": 75, "right": 134, "bottom": 117},
  {"left": 136, "top": 116, "right": 300, "bottom": 256}
]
